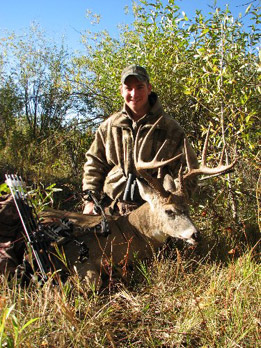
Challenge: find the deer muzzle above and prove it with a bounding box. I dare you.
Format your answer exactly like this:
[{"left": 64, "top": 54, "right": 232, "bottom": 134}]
[{"left": 186, "top": 230, "right": 200, "bottom": 245}]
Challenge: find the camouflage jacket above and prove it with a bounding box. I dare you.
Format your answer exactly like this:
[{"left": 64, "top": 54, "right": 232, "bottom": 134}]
[{"left": 82, "top": 92, "right": 198, "bottom": 203}]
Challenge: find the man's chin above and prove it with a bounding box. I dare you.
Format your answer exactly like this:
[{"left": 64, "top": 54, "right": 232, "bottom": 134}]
[{"left": 128, "top": 103, "right": 142, "bottom": 113}]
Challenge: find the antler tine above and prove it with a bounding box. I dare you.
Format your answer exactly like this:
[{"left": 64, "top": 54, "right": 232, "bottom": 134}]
[
  {"left": 178, "top": 164, "right": 185, "bottom": 195},
  {"left": 134, "top": 116, "right": 183, "bottom": 171},
  {"left": 183, "top": 138, "right": 193, "bottom": 172},
  {"left": 183, "top": 127, "right": 237, "bottom": 181},
  {"left": 201, "top": 125, "right": 211, "bottom": 167},
  {"left": 134, "top": 116, "right": 183, "bottom": 199},
  {"left": 184, "top": 126, "right": 211, "bottom": 173},
  {"left": 219, "top": 145, "right": 226, "bottom": 166}
]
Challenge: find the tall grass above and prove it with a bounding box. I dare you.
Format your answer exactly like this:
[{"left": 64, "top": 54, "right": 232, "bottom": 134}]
[{"left": 0, "top": 246, "right": 259, "bottom": 347}]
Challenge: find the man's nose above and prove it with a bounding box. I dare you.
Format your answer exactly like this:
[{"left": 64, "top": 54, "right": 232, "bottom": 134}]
[{"left": 130, "top": 88, "right": 136, "bottom": 97}]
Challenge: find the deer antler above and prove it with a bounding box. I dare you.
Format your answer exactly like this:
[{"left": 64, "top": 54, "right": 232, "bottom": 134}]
[
  {"left": 183, "top": 126, "right": 237, "bottom": 182},
  {"left": 134, "top": 116, "right": 183, "bottom": 198}
]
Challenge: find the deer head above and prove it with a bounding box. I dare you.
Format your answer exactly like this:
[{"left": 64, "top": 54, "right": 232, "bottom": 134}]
[{"left": 133, "top": 117, "right": 237, "bottom": 245}]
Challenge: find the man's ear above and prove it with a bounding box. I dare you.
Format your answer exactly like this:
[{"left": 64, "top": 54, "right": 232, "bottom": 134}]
[
  {"left": 148, "top": 83, "right": 152, "bottom": 94},
  {"left": 119, "top": 84, "right": 123, "bottom": 96}
]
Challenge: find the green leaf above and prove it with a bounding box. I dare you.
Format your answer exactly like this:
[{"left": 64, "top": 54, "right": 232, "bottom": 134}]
[
  {"left": 245, "top": 4, "right": 252, "bottom": 14},
  {"left": 0, "top": 183, "right": 10, "bottom": 195},
  {"left": 19, "top": 317, "right": 40, "bottom": 333}
]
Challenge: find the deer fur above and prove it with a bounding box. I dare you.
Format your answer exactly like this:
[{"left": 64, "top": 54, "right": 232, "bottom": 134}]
[{"left": 40, "top": 179, "right": 199, "bottom": 289}]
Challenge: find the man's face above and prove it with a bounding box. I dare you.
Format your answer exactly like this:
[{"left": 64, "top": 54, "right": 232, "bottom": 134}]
[{"left": 120, "top": 75, "right": 152, "bottom": 118}]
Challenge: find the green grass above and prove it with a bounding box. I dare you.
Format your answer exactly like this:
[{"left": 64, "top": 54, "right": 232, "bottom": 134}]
[{"left": 0, "top": 246, "right": 260, "bottom": 348}]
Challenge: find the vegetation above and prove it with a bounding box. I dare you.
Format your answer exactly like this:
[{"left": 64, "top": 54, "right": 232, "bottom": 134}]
[
  {"left": 0, "top": 0, "right": 260, "bottom": 346},
  {"left": 0, "top": 250, "right": 260, "bottom": 347}
]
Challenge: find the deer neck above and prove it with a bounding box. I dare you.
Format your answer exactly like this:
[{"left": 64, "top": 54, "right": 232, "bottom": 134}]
[{"left": 126, "top": 202, "right": 168, "bottom": 244}]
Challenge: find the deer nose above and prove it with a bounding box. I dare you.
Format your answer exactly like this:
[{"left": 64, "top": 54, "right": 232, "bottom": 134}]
[{"left": 193, "top": 231, "right": 200, "bottom": 242}]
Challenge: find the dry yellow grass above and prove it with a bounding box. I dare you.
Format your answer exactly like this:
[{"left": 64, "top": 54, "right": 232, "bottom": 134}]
[{"left": 0, "top": 245, "right": 260, "bottom": 347}]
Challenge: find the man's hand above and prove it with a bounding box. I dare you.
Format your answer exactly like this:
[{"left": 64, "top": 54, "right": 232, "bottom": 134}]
[{"left": 83, "top": 201, "right": 96, "bottom": 215}]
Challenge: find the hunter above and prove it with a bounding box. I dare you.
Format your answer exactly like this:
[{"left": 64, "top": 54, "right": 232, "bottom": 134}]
[{"left": 82, "top": 64, "right": 198, "bottom": 215}]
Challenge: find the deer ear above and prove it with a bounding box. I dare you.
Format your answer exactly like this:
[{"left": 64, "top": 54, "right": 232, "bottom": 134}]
[
  {"left": 136, "top": 179, "right": 159, "bottom": 204},
  {"left": 163, "top": 174, "right": 181, "bottom": 194},
  {"left": 163, "top": 174, "right": 175, "bottom": 193}
]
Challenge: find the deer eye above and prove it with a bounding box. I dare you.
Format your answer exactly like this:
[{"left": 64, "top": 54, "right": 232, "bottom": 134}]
[{"left": 165, "top": 209, "right": 176, "bottom": 218}]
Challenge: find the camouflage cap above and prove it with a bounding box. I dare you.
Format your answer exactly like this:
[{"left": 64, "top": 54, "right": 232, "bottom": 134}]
[{"left": 121, "top": 64, "right": 150, "bottom": 84}]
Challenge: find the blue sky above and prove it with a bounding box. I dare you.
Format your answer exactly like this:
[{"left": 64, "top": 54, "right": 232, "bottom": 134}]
[{"left": 0, "top": 0, "right": 258, "bottom": 52}]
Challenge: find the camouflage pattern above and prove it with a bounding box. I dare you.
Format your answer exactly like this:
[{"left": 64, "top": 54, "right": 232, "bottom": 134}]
[
  {"left": 83, "top": 92, "right": 198, "bottom": 204},
  {"left": 121, "top": 64, "right": 150, "bottom": 84}
]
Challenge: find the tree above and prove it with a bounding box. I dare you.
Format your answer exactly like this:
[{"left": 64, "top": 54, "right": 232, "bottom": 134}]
[
  {"left": 0, "top": 78, "right": 23, "bottom": 147},
  {"left": 0, "top": 24, "right": 75, "bottom": 139},
  {"left": 0, "top": 24, "right": 96, "bottom": 181}
]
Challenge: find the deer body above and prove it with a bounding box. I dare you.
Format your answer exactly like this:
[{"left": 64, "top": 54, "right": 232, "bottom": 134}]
[{"left": 41, "top": 183, "right": 199, "bottom": 288}]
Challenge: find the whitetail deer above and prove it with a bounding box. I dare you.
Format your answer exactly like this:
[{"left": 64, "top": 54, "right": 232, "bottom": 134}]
[{"left": 41, "top": 117, "right": 236, "bottom": 288}]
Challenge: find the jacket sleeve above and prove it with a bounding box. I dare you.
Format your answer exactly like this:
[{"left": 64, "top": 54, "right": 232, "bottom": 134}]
[{"left": 82, "top": 125, "right": 112, "bottom": 197}]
